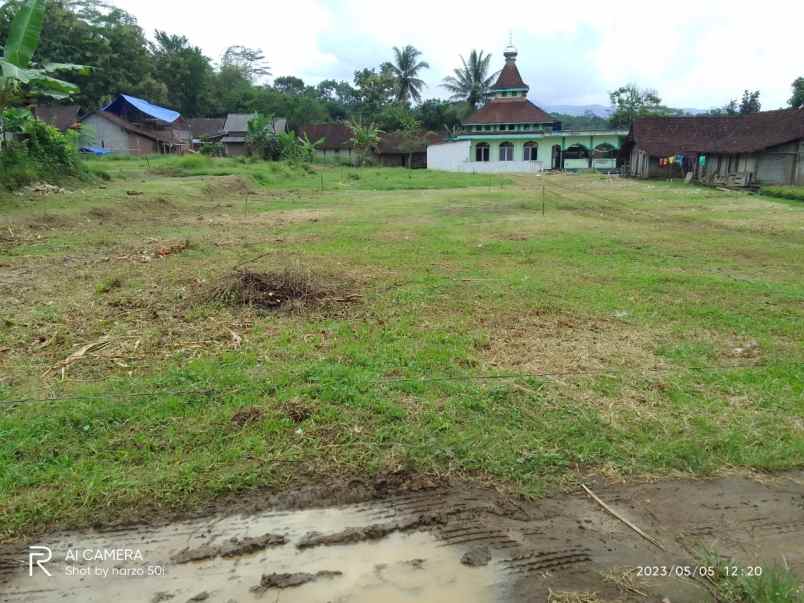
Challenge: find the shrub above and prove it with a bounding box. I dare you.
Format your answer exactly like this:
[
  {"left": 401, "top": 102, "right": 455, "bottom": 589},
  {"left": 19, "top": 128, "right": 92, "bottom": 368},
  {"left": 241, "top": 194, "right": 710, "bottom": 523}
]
[
  {"left": 762, "top": 186, "right": 804, "bottom": 202},
  {"left": 199, "top": 141, "right": 224, "bottom": 157},
  {"left": 0, "top": 112, "right": 82, "bottom": 190}
]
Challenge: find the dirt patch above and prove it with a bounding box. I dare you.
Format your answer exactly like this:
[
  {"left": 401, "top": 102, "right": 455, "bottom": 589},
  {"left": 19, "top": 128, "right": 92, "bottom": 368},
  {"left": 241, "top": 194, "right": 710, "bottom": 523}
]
[
  {"left": 251, "top": 570, "right": 343, "bottom": 592},
  {"left": 230, "top": 406, "right": 265, "bottom": 428},
  {"left": 296, "top": 513, "right": 446, "bottom": 549},
  {"left": 206, "top": 266, "right": 359, "bottom": 312}
]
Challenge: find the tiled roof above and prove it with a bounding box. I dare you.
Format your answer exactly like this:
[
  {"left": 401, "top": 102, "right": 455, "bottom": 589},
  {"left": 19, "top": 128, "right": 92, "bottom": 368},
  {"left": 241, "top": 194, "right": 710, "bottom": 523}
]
[
  {"left": 490, "top": 62, "right": 528, "bottom": 90},
  {"left": 464, "top": 99, "right": 555, "bottom": 125},
  {"left": 33, "top": 104, "right": 80, "bottom": 131},
  {"left": 299, "top": 122, "right": 354, "bottom": 150},
  {"left": 375, "top": 131, "right": 446, "bottom": 154},
  {"left": 629, "top": 108, "right": 804, "bottom": 156}
]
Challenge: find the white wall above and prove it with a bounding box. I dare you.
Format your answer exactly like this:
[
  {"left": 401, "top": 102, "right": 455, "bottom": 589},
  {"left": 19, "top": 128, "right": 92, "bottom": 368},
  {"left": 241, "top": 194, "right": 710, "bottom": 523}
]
[
  {"left": 427, "top": 141, "right": 544, "bottom": 173},
  {"left": 427, "top": 141, "right": 470, "bottom": 171}
]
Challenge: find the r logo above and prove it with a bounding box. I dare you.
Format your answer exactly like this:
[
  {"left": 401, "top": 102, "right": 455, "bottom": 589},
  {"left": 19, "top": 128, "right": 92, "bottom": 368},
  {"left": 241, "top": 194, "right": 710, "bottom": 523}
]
[{"left": 28, "top": 546, "right": 52, "bottom": 577}]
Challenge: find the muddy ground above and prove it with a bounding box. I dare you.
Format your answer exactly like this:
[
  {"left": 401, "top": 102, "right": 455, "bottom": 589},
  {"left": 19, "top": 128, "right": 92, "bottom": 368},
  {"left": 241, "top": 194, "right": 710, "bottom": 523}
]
[{"left": 1, "top": 472, "right": 803, "bottom": 602}]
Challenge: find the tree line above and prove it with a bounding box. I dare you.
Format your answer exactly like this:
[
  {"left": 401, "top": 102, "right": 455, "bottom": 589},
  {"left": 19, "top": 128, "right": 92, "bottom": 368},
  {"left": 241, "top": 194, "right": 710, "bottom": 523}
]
[
  {"left": 2, "top": 0, "right": 802, "bottom": 134},
  {"left": 0, "top": 0, "right": 492, "bottom": 132}
]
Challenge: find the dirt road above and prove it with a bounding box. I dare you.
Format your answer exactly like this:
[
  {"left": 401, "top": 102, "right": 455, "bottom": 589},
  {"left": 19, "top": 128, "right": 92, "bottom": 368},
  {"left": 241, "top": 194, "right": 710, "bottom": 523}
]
[{"left": 2, "top": 472, "right": 802, "bottom": 602}]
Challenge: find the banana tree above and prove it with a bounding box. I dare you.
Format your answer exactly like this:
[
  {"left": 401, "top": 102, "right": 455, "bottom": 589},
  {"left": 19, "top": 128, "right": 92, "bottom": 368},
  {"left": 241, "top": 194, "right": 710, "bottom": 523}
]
[
  {"left": 1, "top": 0, "right": 90, "bottom": 141},
  {"left": 347, "top": 120, "right": 382, "bottom": 166}
]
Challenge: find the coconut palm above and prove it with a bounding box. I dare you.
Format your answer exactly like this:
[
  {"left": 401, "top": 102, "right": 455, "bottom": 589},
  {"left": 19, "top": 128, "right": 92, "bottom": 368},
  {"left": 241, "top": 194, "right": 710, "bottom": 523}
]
[
  {"left": 441, "top": 50, "right": 497, "bottom": 109},
  {"left": 387, "top": 45, "right": 429, "bottom": 104}
]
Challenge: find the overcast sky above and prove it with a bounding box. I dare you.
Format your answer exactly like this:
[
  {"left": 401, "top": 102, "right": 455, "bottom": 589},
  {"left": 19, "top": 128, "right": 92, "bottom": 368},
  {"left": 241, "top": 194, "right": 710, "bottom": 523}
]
[{"left": 112, "top": 0, "right": 802, "bottom": 110}]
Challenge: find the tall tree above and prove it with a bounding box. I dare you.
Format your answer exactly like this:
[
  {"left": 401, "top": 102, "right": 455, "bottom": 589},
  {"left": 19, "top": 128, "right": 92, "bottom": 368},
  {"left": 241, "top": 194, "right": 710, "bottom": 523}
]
[
  {"left": 221, "top": 45, "right": 270, "bottom": 82},
  {"left": 441, "top": 50, "right": 496, "bottom": 109},
  {"left": 0, "top": 0, "right": 152, "bottom": 110},
  {"left": 608, "top": 84, "right": 676, "bottom": 128},
  {"left": 707, "top": 99, "right": 738, "bottom": 116},
  {"left": 386, "top": 45, "right": 429, "bottom": 104},
  {"left": 273, "top": 76, "right": 306, "bottom": 96},
  {"left": 738, "top": 89, "right": 760, "bottom": 114},
  {"left": 352, "top": 66, "right": 396, "bottom": 120},
  {"left": 149, "top": 30, "right": 212, "bottom": 116},
  {"left": 790, "top": 77, "right": 804, "bottom": 108},
  {"left": 413, "top": 99, "right": 469, "bottom": 133}
]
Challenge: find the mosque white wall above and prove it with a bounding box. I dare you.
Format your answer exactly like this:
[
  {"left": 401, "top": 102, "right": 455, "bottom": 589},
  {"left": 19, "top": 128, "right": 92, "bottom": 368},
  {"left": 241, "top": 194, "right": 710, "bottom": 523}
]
[{"left": 427, "top": 140, "right": 544, "bottom": 173}]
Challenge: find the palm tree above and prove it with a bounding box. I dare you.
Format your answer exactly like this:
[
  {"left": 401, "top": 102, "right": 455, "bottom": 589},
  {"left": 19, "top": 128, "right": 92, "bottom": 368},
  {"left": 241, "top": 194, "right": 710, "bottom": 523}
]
[
  {"left": 387, "top": 45, "right": 429, "bottom": 104},
  {"left": 441, "top": 50, "right": 497, "bottom": 110}
]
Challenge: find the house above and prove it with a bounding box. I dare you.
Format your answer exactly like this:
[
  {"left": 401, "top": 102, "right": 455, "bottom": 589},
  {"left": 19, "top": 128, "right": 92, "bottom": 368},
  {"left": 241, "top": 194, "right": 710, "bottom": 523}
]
[
  {"left": 32, "top": 104, "right": 81, "bottom": 131},
  {"left": 187, "top": 117, "right": 225, "bottom": 148},
  {"left": 623, "top": 108, "right": 804, "bottom": 186},
  {"left": 427, "top": 42, "right": 626, "bottom": 173},
  {"left": 374, "top": 131, "right": 446, "bottom": 168},
  {"left": 300, "top": 122, "right": 444, "bottom": 167},
  {"left": 299, "top": 123, "right": 355, "bottom": 163},
  {"left": 80, "top": 94, "right": 190, "bottom": 155},
  {"left": 220, "top": 114, "right": 286, "bottom": 156}
]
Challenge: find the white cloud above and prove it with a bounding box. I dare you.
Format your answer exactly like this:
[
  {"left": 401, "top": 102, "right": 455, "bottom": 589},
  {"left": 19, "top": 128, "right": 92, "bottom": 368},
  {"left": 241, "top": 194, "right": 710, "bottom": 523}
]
[{"left": 111, "top": 0, "right": 803, "bottom": 109}]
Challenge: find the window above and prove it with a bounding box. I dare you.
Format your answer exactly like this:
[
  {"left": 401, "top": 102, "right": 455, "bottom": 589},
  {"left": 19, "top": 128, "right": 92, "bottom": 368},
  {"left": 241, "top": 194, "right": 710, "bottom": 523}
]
[
  {"left": 475, "top": 142, "right": 490, "bottom": 162},
  {"left": 592, "top": 143, "right": 616, "bottom": 159},
  {"left": 524, "top": 142, "right": 538, "bottom": 161},
  {"left": 499, "top": 142, "right": 514, "bottom": 161},
  {"left": 563, "top": 144, "right": 590, "bottom": 159}
]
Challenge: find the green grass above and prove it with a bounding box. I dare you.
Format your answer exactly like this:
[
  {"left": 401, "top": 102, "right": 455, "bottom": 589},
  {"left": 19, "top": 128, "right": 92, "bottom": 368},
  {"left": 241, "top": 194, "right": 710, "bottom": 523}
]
[
  {"left": 702, "top": 550, "right": 804, "bottom": 602},
  {"left": 83, "top": 154, "right": 513, "bottom": 190},
  {"left": 762, "top": 185, "right": 804, "bottom": 202},
  {"left": 0, "top": 163, "right": 802, "bottom": 539}
]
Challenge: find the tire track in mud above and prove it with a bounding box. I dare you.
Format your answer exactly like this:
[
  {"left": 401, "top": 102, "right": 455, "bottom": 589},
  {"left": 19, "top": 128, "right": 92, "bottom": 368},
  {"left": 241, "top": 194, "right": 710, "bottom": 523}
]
[{"left": 2, "top": 472, "right": 803, "bottom": 602}]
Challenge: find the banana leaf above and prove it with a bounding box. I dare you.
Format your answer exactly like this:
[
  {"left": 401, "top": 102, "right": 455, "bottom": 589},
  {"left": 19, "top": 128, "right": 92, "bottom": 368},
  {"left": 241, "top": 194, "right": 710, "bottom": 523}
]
[{"left": 3, "top": 0, "right": 46, "bottom": 68}]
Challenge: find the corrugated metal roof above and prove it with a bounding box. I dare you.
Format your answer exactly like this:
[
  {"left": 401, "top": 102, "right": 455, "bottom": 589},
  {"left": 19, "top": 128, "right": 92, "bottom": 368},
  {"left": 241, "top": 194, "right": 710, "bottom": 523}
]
[
  {"left": 223, "top": 113, "right": 256, "bottom": 133},
  {"left": 222, "top": 114, "right": 286, "bottom": 135},
  {"left": 102, "top": 94, "right": 181, "bottom": 124},
  {"left": 188, "top": 118, "right": 225, "bottom": 139}
]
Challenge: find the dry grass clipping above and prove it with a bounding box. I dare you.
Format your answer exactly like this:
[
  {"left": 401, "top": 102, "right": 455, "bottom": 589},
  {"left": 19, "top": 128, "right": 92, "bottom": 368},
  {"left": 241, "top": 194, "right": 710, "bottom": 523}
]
[
  {"left": 481, "top": 309, "right": 664, "bottom": 376},
  {"left": 547, "top": 590, "right": 603, "bottom": 603}
]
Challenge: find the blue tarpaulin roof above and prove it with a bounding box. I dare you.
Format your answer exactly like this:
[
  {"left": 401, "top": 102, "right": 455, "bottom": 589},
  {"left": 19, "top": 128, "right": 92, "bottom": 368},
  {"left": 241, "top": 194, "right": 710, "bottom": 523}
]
[{"left": 102, "top": 94, "right": 180, "bottom": 124}]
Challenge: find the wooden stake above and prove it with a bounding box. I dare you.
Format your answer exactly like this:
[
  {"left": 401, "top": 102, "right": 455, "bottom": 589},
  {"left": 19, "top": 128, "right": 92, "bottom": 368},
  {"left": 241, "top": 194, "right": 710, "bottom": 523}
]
[{"left": 581, "top": 484, "right": 665, "bottom": 551}]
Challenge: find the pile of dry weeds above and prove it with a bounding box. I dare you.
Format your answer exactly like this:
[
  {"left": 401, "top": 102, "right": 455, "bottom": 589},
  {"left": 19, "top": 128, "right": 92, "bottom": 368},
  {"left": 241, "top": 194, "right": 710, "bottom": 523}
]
[{"left": 207, "top": 266, "right": 358, "bottom": 311}]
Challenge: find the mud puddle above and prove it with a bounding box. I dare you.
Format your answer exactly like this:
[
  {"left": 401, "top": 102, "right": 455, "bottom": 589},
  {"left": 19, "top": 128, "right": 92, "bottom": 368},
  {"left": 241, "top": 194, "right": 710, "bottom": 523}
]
[
  {"left": 0, "top": 504, "right": 499, "bottom": 602},
  {"left": 2, "top": 472, "right": 803, "bottom": 602}
]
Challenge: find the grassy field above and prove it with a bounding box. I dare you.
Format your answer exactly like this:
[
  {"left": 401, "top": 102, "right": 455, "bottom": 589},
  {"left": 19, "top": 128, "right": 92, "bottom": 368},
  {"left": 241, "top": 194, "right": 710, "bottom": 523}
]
[{"left": 1, "top": 159, "right": 802, "bottom": 540}]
